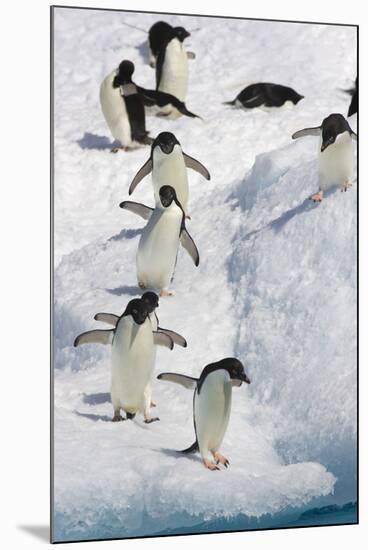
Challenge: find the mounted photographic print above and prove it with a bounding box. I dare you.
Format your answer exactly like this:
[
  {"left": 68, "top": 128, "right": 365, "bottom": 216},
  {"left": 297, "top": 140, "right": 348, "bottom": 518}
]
[{"left": 51, "top": 4, "right": 358, "bottom": 543}]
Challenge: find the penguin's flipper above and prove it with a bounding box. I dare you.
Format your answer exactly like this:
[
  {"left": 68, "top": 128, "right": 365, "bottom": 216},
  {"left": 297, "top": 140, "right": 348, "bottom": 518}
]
[
  {"left": 153, "top": 331, "right": 174, "bottom": 350},
  {"left": 180, "top": 228, "right": 200, "bottom": 266},
  {"left": 94, "top": 313, "right": 119, "bottom": 326},
  {"left": 241, "top": 95, "right": 265, "bottom": 108},
  {"left": 183, "top": 153, "right": 211, "bottom": 180},
  {"left": 128, "top": 158, "right": 153, "bottom": 195},
  {"left": 157, "top": 327, "right": 187, "bottom": 347},
  {"left": 119, "top": 201, "right": 153, "bottom": 220},
  {"left": 157, "top": 372, "right": 198, "bottom": 389},
  {"left": 74, "top": 329, "right": 114, "bottom": 347},
  {"left": 292, "top": 126, "right": 321, "bottom": 140}
]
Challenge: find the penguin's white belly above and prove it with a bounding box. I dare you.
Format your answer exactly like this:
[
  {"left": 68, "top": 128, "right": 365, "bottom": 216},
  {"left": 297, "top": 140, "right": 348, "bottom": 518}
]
[
  {"left": 137, "top": 206, "right": 182, "bottom": 290},
  {"left": 100, "top": 71, "right": 131, "bottom": 146},
  {"left": 195, "top": 371, "right": 232, "bottom": 456},
  {"left": 111, "top": 318, "right": 154, "bottom": 413},
  {"left": 319, "top": 133, "right": 354, "bottom": 190},
  {"left": 152, "top": 153, "right": 188, "bottom": 212},
  {"left": 158, "top": 39, "right": 188, "bottom": 102}
]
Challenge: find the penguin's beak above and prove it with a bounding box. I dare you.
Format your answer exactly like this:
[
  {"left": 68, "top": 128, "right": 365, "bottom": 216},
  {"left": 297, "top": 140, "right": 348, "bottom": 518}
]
[
  {"left": 238, "top": 373, "right": 251, "bottom": 384},
  {"left": 321, "top": 138, "right": 334, "bottom": 152}
]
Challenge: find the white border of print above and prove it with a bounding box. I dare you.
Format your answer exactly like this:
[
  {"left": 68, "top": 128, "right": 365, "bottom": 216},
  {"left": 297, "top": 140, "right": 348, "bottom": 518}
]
[{"left": 1, "top": 1, "right": 365, "bottom": 549}]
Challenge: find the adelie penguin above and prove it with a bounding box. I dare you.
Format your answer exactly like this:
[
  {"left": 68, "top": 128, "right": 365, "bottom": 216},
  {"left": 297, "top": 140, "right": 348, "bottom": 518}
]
[
  {"left": 127, "top": 131, "right": 210, "bottom": 217},
  {"left": 224, "top": 83, "right": 304, "bottom": 110},
  {"left": 93, "top": 292, "right": 187, "bottom": 410},
  {"left": 148, "top": 21, "right": 195, "bottom": 68},
  {"left": 156, "top": 27, "right": 191, "bottom": 110},
  {"left": 120, "top": 185, "right": 199, "bottom": 297},
  {"left": 158, "top": 358, "right": 251, "bottom": 470},
  {"left": 74, "top": 298, "right": 175, "bottom": 423},
  {"left": 292, "top": 113, "right": 357, "bottom": 202}
]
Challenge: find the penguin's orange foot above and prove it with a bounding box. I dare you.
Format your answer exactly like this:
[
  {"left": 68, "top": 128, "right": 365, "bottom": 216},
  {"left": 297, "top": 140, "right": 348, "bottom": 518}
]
[
  {"left": 110, "top": 148, "right": 119, "bottom": 153},
  {"left": 159, "top": 289, "right": 173, "bottom": 297},
  {"left": 203, "top": 459, "right": 220, "bottom": 471},
  {"left": 150, "top": 400, "right": 157, "bottom": 408},
  {"left": 144, "top": 416, "right": 160, "bottom": 424},
  {"left": 138, "top": 282, "right": 146, "bottom": 289},
  {"left": 311, "top": 192, "right": 323, "bottom": 202},
  {"left": 112, "top": 414, "right": 125, "bottom": 422},
  {"left": 213, "top": 452, "right": 229, "bottom": 468}
]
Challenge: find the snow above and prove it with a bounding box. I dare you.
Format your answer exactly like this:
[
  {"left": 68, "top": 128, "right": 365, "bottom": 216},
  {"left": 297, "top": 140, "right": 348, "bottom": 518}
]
[{"left": 52, "top": 7, "right": 357, "bottom": 542}]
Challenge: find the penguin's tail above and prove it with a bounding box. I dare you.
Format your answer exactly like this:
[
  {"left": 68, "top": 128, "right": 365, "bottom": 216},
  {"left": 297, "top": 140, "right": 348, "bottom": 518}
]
[
  {"left": 179, "top": 440, "right": 199, "bottom": 454},
  {"left": 223, "top": 99, "right": 236, "bottom": 106}
]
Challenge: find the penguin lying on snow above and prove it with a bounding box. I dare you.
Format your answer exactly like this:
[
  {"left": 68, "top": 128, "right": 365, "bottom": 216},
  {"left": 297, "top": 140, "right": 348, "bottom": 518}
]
[
  {"left": 158, "top": 358, "right": 251, "bottom": 470},
  {"left": 292, "top": 113, "right": 357, "bottom": 202},
  {"left": 224, "top": 83, "right": 304, "bottom": 109},
  {"left": 148, "top": 21, "right": 195, "bottom": 68},
  {"left": 94, "top": 291, "right": 187, "bottom": 346},
  {"left": 74, "top": 298, "right": 178, "bottom": 423},
  {"left": 120, "top": 185, "right": 199, "bottom": 297},
  {"left": 128, "top": 131, "right": 210, "bottom": 218},
  {"left": 156, "top": 27, "right": 191, "bottom": 108},
  {"left": 100, "top": 60, "right": 152, "bottom": 152}
]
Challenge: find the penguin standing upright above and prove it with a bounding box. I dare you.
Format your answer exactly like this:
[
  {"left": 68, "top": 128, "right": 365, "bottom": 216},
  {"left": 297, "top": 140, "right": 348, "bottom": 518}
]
[
  {"left": 74, "top": 298, "right": 174, "bottom": 423},
  {"left": 156, "top": 27, "right": 191, "bottom": 107},
  {"left": 120, "top": 185, "right": 199, "bottom": 296},
  {"left": 127, "top": 132, "right": 210, "bottom": 217},
  {"left": 158, "top": 358, "right": 251, "bottom": 470},
  {"left": 148, "top": 21, "right": 173, "bottom": 67},
  {"left": 292, "top": 113, "right": 357, "bottom": 202},
  {"left": 99, "top": 60, "right": 151, "bottom": 152}
]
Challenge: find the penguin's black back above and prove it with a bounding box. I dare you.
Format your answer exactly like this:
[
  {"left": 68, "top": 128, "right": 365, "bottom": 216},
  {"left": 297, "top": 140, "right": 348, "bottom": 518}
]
[
  {"left": 149, "top": 21, "right": 173, "bottom": 57},
  {"left": 123, "top": 87, "right": 148, "bottom": 143},
  {"left": 237, "top": 83, "right": 303, "bottom": 108}
]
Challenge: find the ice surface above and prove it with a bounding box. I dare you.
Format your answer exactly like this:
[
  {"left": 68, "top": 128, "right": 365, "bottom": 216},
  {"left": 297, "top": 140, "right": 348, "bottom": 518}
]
[{"left": 52, "top": 7, "right": 357, "bottom": 541}]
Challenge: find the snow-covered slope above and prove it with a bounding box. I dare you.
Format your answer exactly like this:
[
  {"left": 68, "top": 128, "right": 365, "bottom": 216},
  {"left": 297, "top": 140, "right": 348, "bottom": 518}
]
[{"left": 52, "top": 7, "right": 357, "bottom": 542}]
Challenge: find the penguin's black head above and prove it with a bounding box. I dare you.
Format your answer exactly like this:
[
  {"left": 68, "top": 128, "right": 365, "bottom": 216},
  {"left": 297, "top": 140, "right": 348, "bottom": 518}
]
[
  {"left": 113, "top": 60, "right": 135, "bottom": 87},
  {"left": 321, "top": 113, "right": 350, "bottom": 152},
  {"left": 222, "top": 357, "right": 251, "bottom": 385},
  {"left": 173, "top": 26, "right": 190, "bottom": 42},
  {"left": 291, "top": 91, "right": 304, "bottom": 105},
  {"left": 159, "top": 185, "right": 177, "bottom": 208},
  {"left": 141, "top": 291, "right": 159, "bottom": 313},
  {"left": 122, "top": 298, "right": 149, "bottom": 325},
  {"left": 152, "top": 132, "right": 180, "bottom": 155}
]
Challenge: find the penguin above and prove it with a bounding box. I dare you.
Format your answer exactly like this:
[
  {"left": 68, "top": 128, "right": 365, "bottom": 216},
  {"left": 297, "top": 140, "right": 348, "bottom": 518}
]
[
  {"left": 224, "top": 83, "right": 304, "bottom": 109},
  {"left": 158, "top": 358, "right": 251, "bottom": 470},
  {"left": 120, "top": 185, "right": 199, "bottom": 297},
  {"left": 94, "top": 291, "right": 187, "bottom": 346},
  {"left": 346, "top": 77, "right": 357, "bottom": 117},
  {"left": 156, "top": 27, "right": 190, "bottom": 106},
  {"left": 74, "top": 298, "right": 174, "bottom": 423},
  {"left": 127, "top": 131, "right": 210, "bottom": 217},
  {"left": 99, "top": 60, "right": 152, "bottom": 152},
  {"left": 292, "top": 113, "right": 357, "bottom": 202},
  {"left": 148, "top": 21, "right": 195, "bottom": 69},
  {"left": 136, "top": 85, "right": 201, "bottom": 120}
]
